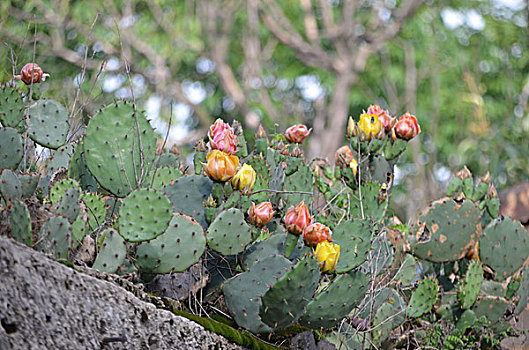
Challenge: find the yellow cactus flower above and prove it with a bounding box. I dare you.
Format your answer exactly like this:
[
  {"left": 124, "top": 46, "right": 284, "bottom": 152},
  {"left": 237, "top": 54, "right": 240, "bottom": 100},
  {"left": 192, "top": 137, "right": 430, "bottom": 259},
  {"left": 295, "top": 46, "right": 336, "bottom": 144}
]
[
  {"left": 349, "top": 158, "right": 358, "bottom": 177},
  {"left": 357, "top": 113, "right": 383, "bottom": 141},
  {"left": 231, "top": 163, "right": 256, "bottom": 193},
  {"left": 313, "top": 241, "right": 340, "bottom": 273},
  {"left": 203, "top": 150, "right": 239, "bottom": 182}
]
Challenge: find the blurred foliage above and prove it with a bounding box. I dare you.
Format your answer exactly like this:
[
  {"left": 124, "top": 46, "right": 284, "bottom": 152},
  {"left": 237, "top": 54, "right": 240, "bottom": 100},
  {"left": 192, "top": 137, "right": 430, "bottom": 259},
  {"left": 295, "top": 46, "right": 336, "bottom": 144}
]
[{"left": 0, "top": 0, "right": 528, "bottom": 200}]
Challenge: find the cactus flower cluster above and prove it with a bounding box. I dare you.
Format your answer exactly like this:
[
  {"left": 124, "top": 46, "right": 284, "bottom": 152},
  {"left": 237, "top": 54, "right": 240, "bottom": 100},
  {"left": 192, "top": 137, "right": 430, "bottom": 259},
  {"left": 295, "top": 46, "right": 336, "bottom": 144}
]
[
  {"left": 347, "top": 104, "right": 420, "bottom": 142},
  {"left": 203, "top": 119, "right": 255, "bottom": 192}
]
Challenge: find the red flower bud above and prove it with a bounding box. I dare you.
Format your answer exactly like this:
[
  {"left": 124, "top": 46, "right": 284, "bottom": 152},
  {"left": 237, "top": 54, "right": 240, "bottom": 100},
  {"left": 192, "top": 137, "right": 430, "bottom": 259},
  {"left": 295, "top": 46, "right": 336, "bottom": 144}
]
[
  {"left": 17, "top": 63, "right": 48, "bottom": 85},
  {"left": 248, "top": 201, "right": 274, "bottom": 227},
  {"left": 394, "top": 112, "right": 420, "bottom": 141},
  {"left": 303, "top": 222, "right": 332, "bottom": 247},
  {"left": 367, "top": 105, "right": 397, "bottom": 133},
  {"left": 207, "top": 119, "right": 238, "bottom": 154},
  {"left": 284, "top": 124, "right": 311, "bottom": 144},
  {"left": 284, "top": 200, "right": 312, "bottom": 235}
]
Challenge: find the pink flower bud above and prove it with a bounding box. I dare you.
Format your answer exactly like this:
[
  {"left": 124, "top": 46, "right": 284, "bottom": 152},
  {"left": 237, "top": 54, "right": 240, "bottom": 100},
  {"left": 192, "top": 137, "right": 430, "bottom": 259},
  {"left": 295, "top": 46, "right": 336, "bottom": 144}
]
[
  {"left": 394, "top": 112, "right": 420, "bottom": 141},
  {"left": 17, "top": 63, "right": 48, "bottom": 85},
  {"left": 248, "top": 202, "right": 274, "bottom": 227},
  {"left": 284, "top": 200, "right": 312, "bottom": 235},
  {"left": 284, "top": 124, "right": 311, "bottom": 144}
]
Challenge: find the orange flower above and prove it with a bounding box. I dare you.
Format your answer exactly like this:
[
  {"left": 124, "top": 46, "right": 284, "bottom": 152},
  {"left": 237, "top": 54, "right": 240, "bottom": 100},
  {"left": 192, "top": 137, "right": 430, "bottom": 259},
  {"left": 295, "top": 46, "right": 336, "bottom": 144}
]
[
  {"left": 248, "top": 201, "right": 274, "bottom": 227},
  {"left": 203, "top": 150, "right": 239, "bottom": 182},
  {"left": 335, "top": 145, "right": 353, "bottom": 169},
  {"left": 284, "top": 200, "right": 312, "bottom": 235},
  {"left": 303, "top": 222, "right": 332, "bottom": 247}
]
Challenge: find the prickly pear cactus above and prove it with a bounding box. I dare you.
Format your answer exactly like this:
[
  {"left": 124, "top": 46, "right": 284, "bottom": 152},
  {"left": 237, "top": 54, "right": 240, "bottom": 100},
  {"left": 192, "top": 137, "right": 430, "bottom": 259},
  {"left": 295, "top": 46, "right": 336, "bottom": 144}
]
[
  {"left": 93, "top": 228, "right": 127, "bottom": 273},
  {"left": 222, "top": 255, "right": 292, "bottom": 333},
  {"left": 0, "top": 85, "right": 25, "bottom": 130},
  {"left": 260, "top": 256, "right": 320, "bottom": 329},
  {"left": 27, "top": 99, "right": 69, "bottom": 149},
  {"left": 18, "top": 173, "right": 40, "bottom": 198},
  {"left": 118, "top": 188, "right": 172, "bottom": 242},
  {"left": 458, "top": 260, "right": 483, "bottom": 309},
  {"left": 299, "top": 271, "right": 369, "bottom": 329},
  {"left": 407, "top": 277, "right": 439, "bottom": 317},
  {"left": 49, "top": 178, "right": 80, "bottom": 206},
  {"left": 162, "top": 175, "right": 213, "bottom": 227},
  {"left": 46, "top": 143, "right": 75, "bottom": 175},
  {"left": 0, "top": 127, "right": 23, "bottom": 170},
  {"left": 332, "top": 219, "right": 375, "bottom": 273},
  {"left": 10, "top": 200, "right": 32, "bottom": 246},
  {"left": 472, "top": 295, "right": 511, "bottom": 323},
  {"left": 350, "top": 182, "right": 389, "bottom": 222},
  {"left": 84, "top": 101, "right": 157, "bottom": 197},
  {"left": 479, "top": 217, "right": 529, "bottom": 281},
  {"left": 146, "top": 166, "right": 183, "bottom": 190},
  {"left": 37, "top": 216, "right": 72, "bottom": 259},
  {"left": 135, "top": 213, "right": 206, "bottom": 273},
  {"left": 56, "top": 186, "right": 80, "bottom": 224},
  {"left": 69, "top": 141, "right": 98, "bottom": 192},
  {"left": 412, "top": 199, "right": 481, "bottom": 262},
  {"left": 79, "top": 192, "right": 106, "bottom": 230},
  {"left": 207, "top": 208, "right": 252, "bottom": 255},
  {"left": 0, "top": 169, "right": 22, "bottom": 201}
]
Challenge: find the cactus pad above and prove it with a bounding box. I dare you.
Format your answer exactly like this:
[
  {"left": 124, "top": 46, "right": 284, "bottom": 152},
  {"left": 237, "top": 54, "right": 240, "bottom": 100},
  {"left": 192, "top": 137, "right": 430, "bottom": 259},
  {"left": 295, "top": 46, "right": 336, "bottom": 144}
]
[
  {"left": 407, "top": 278, "right": 439, "bottom": 317},
  {"left": 0, "top": 169, "right": 22, "bottom": 201},
  {"left": 162, "top": 175, "right": 213, "bottom": 227},
  {"left": 37, "top": 216, "right": 72, "bottom": 259},
  {"left": 49, "top": 178, "right": 80, "bottom": 206},
  {"left": 412, "top": 198, "right": 481, "bottom": 262},
  {"left": 332, "top": 219, "right": 375, "bottom": 273},
  {"left": 56, "top": 186, "right": 80, "bottom": 224},
  {"left": 18, "top": 173, "right": 40, "bottom": 198},
  {"left": 0, "top": 85, "right": 25, "bottom": 129},
  {"left": 146, "top": 166, "right": 183, "bottom": 190},
  {"left": 458, "top": 260, "right": 483, "bottom": 309},
  {"left": 84, "top": 101, "right": 157, "bottom": 197},
  {"left": 222, "top": 255, "right": 292, "bottom": 333},
  {"left": 472, "top": 295, "right": 510, "bottom": 323},
  {"left": 69, "top": 141, "right": 98, "bottom": 192},
  {"left": 207, "top": 208, "right": 252, "bottom": 255},
  {"left": 350, "top": 182, "right": 389, "bottom": 222},
  {"left": 27, "top": 99, "right": 69, "bottom": 149},
  {"left": 10, "top": 200, "right": 32, "bottom": 246},
  {"left": 135, "top": 213, "right": 206, "bottom": 273},
  {"left": 0, "top": 127, "right": 23, "bottom": 170},
  {"left": 260, "top": 256, "right": 320, "bottom": 329},
  {"left": 93, "top": 228, "right": 127, "bottom": 273},
  {"left": 118, "top": 188, "right": 172, "bottom": 242},
  {"left": 79, "top": 192, "right": 106, "bottom": 231},
  {"left": 299, "top": 271, "right": 369, "bottom": 329},
  {"left": 479, "top": 217, "right": 529, "bottom": 281},
  {"left": 46, "top": 143, "right": 75, "bottom": 175}
]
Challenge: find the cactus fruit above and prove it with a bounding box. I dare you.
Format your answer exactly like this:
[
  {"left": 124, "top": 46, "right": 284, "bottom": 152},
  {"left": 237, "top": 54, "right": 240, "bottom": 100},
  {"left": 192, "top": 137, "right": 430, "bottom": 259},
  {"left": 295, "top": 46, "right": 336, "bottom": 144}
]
[
  {"left": 27, "top": 99, "right": 69, "bottom": 149},
  {"left": 332, "top": 219, "right": 374, "bottom": 273},
  {"left": 0, "top": 85, "right": 25, "bottom": 130},
  {"left": 10, "top": 200, "right": 32, "bottom": 246},
  {"left": 458, "top": 260, "right": 483, "bottom": 309},
  {"left": 0, "top": 169, "right": 22, "bottom": 201},
  {"left": 412, "top": 199, "right": 481, "bottom": 262},
  {"left": 118, "top": 188, "right": 172, "bottom": 242},
  {"left": 260, "top": 256, "right": 321, "bottom": 329},
  {"left": 299, "top": 271, "right": 369, "bottom": 329},
  {"left": 37, "top": 216, "right": 72, "bottom": 259},
  {"left": 92, "top": 228, "right": 127, "bottom": 273},
  {"left": 135, "top": 213, "right": 206, "bottom": 273},
  {"left": 84, "top": 101, "right": 157, "bottom": 197},
  {"left": 207, "top": 208, "right": 252, "bottom": 255},
  {"left": 162, "top": 175, "right": 213, "bottom": 227},
  {"left": 479, "top": 217, "right": 529, "bottom": 281},
  {"left": 407, "top": 278, "right": 439, "bottom": 317},
  {"left": 0, "top": 127, "right": 23, "bottom": 170},
  {"left": 222, "top": 255, "right": 293, "bottom": 333}
]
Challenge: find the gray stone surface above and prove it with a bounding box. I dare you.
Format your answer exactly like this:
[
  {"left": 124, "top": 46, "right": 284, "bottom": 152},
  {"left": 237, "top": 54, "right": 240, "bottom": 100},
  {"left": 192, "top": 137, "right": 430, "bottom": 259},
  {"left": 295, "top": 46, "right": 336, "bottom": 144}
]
[{"left": 0, "top": 237, "right": 242, "bottom": 350}]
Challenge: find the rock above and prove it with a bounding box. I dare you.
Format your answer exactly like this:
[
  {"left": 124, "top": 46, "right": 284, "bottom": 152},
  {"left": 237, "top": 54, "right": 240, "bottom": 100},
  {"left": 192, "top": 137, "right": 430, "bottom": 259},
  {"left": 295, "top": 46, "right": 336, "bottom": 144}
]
[{"left": 0, "top": 237, "right": 242, "bottom": 349}]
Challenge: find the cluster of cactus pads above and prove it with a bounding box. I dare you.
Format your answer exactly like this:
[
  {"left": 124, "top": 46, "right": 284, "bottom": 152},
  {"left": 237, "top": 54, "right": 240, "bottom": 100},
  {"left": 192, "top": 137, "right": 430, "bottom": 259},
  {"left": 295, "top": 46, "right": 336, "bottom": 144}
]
[{"left": 2, "top": 80, "right": 529, "bottom": 348}]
